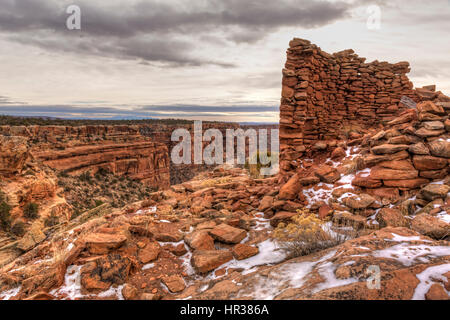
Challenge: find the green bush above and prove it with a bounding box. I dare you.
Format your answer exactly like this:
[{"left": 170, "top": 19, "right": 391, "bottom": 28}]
[
  {"left": 0, "top": 201, "right": 12, "bottom": 230},
  {"left": 23, "top": 202, "right": 39, "bottom": 219},
  {"left": 10, "top": 221, "right": 26, "bottom": 237},
  {"left": 44, "top": 213, "right": 59, "bottom": 227}
]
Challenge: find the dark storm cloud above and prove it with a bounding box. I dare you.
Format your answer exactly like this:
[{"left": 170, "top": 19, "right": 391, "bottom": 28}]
[
  {"left": 0, "top": 103, "right": 278, "bottom": 119},
  {"left": 0, "top": 0, "right": 351, "bottom": 66},
  {"left": 0, "top": 95, "right": 26, "bottom": 105}
]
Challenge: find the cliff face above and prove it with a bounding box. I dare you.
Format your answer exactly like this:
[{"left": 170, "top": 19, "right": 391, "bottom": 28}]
[
  {"left": 0, "top": 125, "right": 170, "bottom": 189},
  {"left": 279, "top": 38, "right": 419, "bottom": 170}
]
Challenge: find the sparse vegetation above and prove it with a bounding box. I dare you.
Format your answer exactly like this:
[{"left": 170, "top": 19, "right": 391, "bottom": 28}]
[
  {"left": 343, "top": 156, "right": 365, "bottom": 175},
  {"left": 273, "top": 208, "right": 352, "bottom": 258},
  {"left": 10, "top": 221, "right": 26, "bottom": 237},
  {"left": 0, "top": 201, "right": 12, "bottom": 230},
  {"left": 23, "top": 202, "right": 39, "bottom": 220},
  {"left": 245, "top": 151, "right": 278, "bottom": 179},
  {"left": 44, "top": 212, "right": 60, "bottom": 227}
]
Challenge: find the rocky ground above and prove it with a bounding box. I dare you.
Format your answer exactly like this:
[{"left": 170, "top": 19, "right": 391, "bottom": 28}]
[{"left": 0, "top": 95, "right": 449, "bottom": 300}]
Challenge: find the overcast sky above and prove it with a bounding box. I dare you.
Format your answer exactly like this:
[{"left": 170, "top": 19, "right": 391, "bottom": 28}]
[{"left": 0, "top": 0, "right": 449, "bottom": 122}]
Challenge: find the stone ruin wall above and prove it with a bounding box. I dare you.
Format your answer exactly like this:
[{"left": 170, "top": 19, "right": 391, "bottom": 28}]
[{"left": 279, "top": 38, "right": 419, "bottom": 172}]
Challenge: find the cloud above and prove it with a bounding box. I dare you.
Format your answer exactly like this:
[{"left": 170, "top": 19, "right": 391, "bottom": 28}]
[
  {"left": 0, "top": 95, "right": 26, "bottom": 105},
  {"left": 0, "top": 0, "right": 351, "bottom": 66},
  {"left": 0, "top": 103, "right": 279, "bottom": 120}
]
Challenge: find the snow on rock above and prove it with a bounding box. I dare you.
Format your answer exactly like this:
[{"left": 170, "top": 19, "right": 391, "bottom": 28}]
[
  {"left": 371, "top": 243, "right": 450, "bottom": 267},
  {"left": 51, "top": 265, "right": 84, "bottom": 300},
  {"left": 135, "top": 206, "right": 157, "bottom": 215},
  {"left": 0, "top": 286, "right": 21, "bottom": 300},
  {"left": 412, "top": 263, "right": 450, "bottom": 300},
  {"left": 436, "top": 212, "right": 450, "bottom": 224},
  {"left": 387, "top": 233, "right": 432, "bottom": 243}
]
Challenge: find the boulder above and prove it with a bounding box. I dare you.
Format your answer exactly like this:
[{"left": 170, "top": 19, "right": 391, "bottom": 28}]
[
  {"left": 412, "top": 156, "right": 447, "bottom": 170},
  {"left": 161, "top": 275, "right": 185, "bottom": 293},
  {"left": 342, "top": 194, "right": 375, "bottom": 210},
  {"left": 376, "top": 208, "right": 409, "bottom": 228},
  {"left": 417, "top": 101, "right": 445, "bottom": 115},
  {"left": 185, "top": 230, "right": 215, "bottom": 250},
  {"left": 318, "top": 204, "right": 333, "bottom": 219},
  {"left": 122, "top": 284, "right": 139, "bottom": 300},
  {"left": 378, "top": 160, "right": 415, "bottom": 171},
  {"left": 231, "top": 244, "right": 259, "bottom": 260},
  {"left": 332, "top": 211, "right": 367, "bottom": 230},
  {"left": 422, "top": 121, "right": 444, "bottom": 130},
  {"left": 411, "top": 214, "right": 450, "bottom": 239},
  {"left": 315, "top": 165, "right": 341, "bottom": 183},
  {"left": 17, "top": 224, "right": 46, "bottom": 252},
  {"left": 419, "top": 184, "right": 450, "bottom": 201},
  {"left": 408, "top": 143, "right": 430, "bottom": 155},
  {"left": 138, "top": 241, "right": 161, "bottom": 264},
  {"left": 209, "top": 224, "right": 247, "bottom": 244},
  {"left": 428, "top": 140, "right": 450, "bottom": 158},
  {"left": 370, "top": 167, "right": 418, "bottom": 180},
  {"left": 279, "top": 174, "right": 301, "bottom": 200},
  {"left": 258, "top": 195, "right": 273, "bottom": 211},
  {"left": 84, "top": 233, "right": 127, "bottom": 255},
  {"left": 330, "top": 147, "right": 346, "bottom": 159},
  {"left": 425, "top": 284, "right": 449, "bottom": 300},
  {"left": 191, "top": 250, "right": 233, "bottom": 273},
  {"left": 414, "top": 128, "right": 445, "bottom": 138},
  {"left": 383, "top": 179, "right": 429, "bottom": 189},
  {"left": 299, "top": 176, "right": 320, "bottom": 186},
  {"left": 371, "top": 144, "right": 409, "bottom": 155},
  {"left": 351, "top": 175, "right": 382, "bottom": 188},
  {"left": 81, "top": 254, "right": 131, "bottom": 292},
  {"left": 270, "top": 211, "right": 298, "bottom": 227}
]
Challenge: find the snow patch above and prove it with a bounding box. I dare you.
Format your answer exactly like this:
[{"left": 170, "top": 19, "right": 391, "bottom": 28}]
[
  {"left": 371, "top": 244, "right": 450, "bottom": 267},
  {"left": 412, "top": 263, "right": 450, "bottom": 300},
  {"left": 0, "top": 286, "right": 21, "bottom": 300}
]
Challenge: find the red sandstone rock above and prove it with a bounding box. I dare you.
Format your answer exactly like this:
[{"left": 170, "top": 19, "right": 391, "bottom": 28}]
[
  {"left": 383, "top": 179, "right": 429, "bottom": 189},
  {"left": 232, "top": 244, "right": 259, "bottom": 260},
  {"left": 428, "top": 140, "right": 450, "bottom": 158},
  {"left": 370, "top": 167, "right": 418, "bottom": 180},
  {"left": 138, "top": 241, "right": 161, "bottom": 264},
  {"left": 331, "top": 147, "right": 346, "bottom": 159},
  {"left": 191, "top": 250, "right": 233, "bottom": 273},
  {"left": 412, "top": 155, "right": 447, "bottom": 170},
  {"left": 411, "top": 214, "right": 450, "bottom": 239},
  {"left": 314, "top": 165, "right": 341, "bottom": 184},
  {"left": 270, "top": 211, "right": 298, "bottom": 227},
  {"left": 279, "top": 174, "right": 302, "bottom": 200},
  {"left": 185, "top": 230, "right": 215, "bottom": 251},
  {"left": 84, "top": 233, "right": 127, "bottom": 255},
  {"left": 376, "top": 208, "right": 408, "bottom": 228},
  {"left": 162, "top": 275, "right": 185, "bottom": 293},
  {"left": 371, "top": 144, "right": 409, "bottom": 155},
  {"left": 209, "top": 224, "right": 247, "bottom": 244}
]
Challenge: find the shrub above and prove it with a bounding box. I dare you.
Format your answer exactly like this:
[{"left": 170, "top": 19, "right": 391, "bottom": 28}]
[
  {"left": 78, "top": 171, "right": 92, "bottom": 183},
  {"left": 273, "top": 208, "right": 350, "bottom": 258},
  {"left": 0, "top": 201, "right": 12, "bottom": 230},
  {"left": 94, "top": 200, "right": 104, "bottom": 207},
  {"left": 10, "top": 221, "right": 26, "bottom": 237},
  {"left": 44, "top": 212, "right": 59, "bottom": 227},
  {"left": 245, "top": 150, "right": 279, "bottom": 179},
  {"left": 23, "top": 202, "right": 39, "bottom": 219}
]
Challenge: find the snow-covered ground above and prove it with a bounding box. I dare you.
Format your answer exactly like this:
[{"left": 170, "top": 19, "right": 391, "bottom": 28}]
[{"left": 412, "top": 263, "right": 450, "bottom": 300}]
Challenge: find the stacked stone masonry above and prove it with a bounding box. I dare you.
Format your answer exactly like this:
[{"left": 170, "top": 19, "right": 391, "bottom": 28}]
[{"left": 280, "top": 38, "right": 419, "bottom": 166}]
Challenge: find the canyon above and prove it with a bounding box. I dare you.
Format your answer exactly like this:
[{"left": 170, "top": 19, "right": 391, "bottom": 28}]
[{"left": 0, "top": 38, "right": 448, "bottom": 301}]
